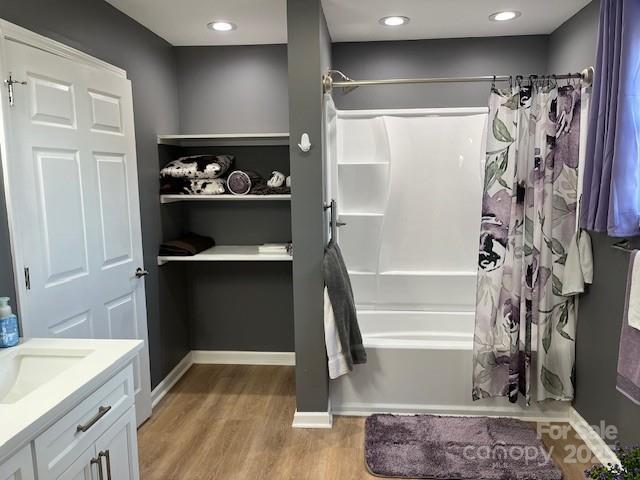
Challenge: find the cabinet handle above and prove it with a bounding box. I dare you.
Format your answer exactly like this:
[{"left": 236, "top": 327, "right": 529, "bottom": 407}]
[
  {"left": 99, "top": 450, "right": 112, "bottom": 480},
  {"left": 90, "top": 456, "right": 105, "bottom": 480},
  {"left": 76, "top": 405, "right": 112, "bottom": 433}
]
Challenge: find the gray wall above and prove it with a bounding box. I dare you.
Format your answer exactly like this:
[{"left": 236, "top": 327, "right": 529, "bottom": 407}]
[
  {"left": 287, "top": 0, "right": 331, "bottom": 413},
  {"left": 331, "top": 36, "right": 549, "bottom": 110},
  {"left": 548, "top": 1, "right": 600, "bottom": 73},
  {"left": 0, "top": 0, "right": 190, "bottom": 389},
  {"left": 175, "top": 45, "right": 288, "bottom": 134},
  {"left": 549, "top": 0, "right": 640, "bottom": 445}
]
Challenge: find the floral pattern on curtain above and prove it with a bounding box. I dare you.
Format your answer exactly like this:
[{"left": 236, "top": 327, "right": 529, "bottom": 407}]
[{"left": 473, "top": 84, "right": 581, "bottom": 405}]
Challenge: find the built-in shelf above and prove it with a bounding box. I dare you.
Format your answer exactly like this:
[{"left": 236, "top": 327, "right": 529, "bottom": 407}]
[
  {"left": 160, "top": 194, "right": 291, "bottom": 204},
  {"left": 157, "top": 133, "right": 290, "bottom": 147},
  {"left": 157, "top": 245, "right": 292, "bottom": 266}
]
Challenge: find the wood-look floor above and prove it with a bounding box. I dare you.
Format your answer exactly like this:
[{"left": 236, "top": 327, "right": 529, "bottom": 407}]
[{"left": 138, "top": 365, "right": 598, "bottom": 480}]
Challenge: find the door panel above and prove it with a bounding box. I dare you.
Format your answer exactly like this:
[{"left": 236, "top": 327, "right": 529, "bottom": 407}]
[
  {"left": 95, "top": 152, "right": 133, "bottom": 267},
  {"left": 2, "top": 34, "right": 151, "bottom": 423},
  {"left": 34, "top": 148, "right": 89, "bottom": 285},
  {"left": 28, "top": 72, "right": 77, "bottom": 128},
  {"left": 48, "top": 310, "right": 93, "bottom": 338},
  {"left": 88, "top": 89, "right": 123, "bottom": 135}
]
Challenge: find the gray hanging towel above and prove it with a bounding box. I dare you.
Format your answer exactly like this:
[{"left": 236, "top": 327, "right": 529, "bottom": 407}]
[{"left": 322, "top": 240, "right": 366, "bottom": 376}]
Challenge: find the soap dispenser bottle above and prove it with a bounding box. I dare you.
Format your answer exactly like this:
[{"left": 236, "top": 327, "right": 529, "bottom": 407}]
[{"left": 0, "top": 297, "right": 19, "bottom": 348}]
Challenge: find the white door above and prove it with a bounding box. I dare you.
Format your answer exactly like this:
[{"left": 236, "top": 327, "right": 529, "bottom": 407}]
[
  {"left": 95, "top": 408, "right": 140, "bottom": 480},
  {"left": 0, "top": 26, "right": 152, "bottom": 423}
]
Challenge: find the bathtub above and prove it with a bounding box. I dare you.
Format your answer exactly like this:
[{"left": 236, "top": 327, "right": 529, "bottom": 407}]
[
  {"left": 326, "top": 106, "right": 569, "bottom": 420},
  {"left": 330, "top": 310, "right": 570, "bottom": 420}
]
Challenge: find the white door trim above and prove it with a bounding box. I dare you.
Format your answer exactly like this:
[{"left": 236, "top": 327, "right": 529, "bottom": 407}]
[{"left": 0, "top": 20, "right": 126, "bottom": 78}]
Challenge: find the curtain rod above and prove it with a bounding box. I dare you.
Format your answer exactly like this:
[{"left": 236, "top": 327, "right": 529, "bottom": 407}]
[{"left": 323, "top": 67, "right": 595, "bottom": 94}]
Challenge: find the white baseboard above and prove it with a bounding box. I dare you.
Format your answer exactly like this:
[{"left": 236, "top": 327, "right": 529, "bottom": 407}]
[
  {"left": 568, "top": 407, "right": 620, "bottom": 466},
  {"left": 292, "top": 410, "right": 333, "bottom": 429},
  {"left": 331, "top": 401, "right": 571, "bottom": 423},
  {"left": 191, "top": 350, "right": 295, "bottom": 366},
  {"left": 151, "top": 352, "right": 193, "bottom": 409}
]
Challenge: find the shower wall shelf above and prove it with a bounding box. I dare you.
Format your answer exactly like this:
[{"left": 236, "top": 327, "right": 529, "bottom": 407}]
[
  {"left": 157, "top": 245, "right": 292, "bottom": 266},
  {"left": 157, "top": 133, "right": 289, "bottom": 147},
  {"left": 160, "top": 194, "right": 291, "bottom": 204}
]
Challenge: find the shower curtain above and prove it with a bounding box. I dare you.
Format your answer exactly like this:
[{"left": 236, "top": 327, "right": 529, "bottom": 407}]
[{"left": 473, "top": 84, "right": 581, "bottom": 404}]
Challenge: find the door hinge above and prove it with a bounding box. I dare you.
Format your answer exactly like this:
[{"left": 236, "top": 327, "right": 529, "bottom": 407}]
[
  {"left": 24, "top": 267, "right": 30, "bottom": 290},
  {"left": 4, "top": 73, "right": 27, "bottom": 107}
]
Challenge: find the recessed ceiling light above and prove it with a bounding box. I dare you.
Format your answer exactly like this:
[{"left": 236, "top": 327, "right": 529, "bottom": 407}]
[
  {"left": 489, "top": 11, "right": 521, "bottom": 22},
  {"left": 207, "top": 21, "right": 237, "bottom": 32},
  {"left": 379, "top": 16, "right": 410, "bottom": 27}
]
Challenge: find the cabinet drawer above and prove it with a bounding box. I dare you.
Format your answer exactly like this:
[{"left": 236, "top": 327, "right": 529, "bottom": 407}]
[{"left": 34, "top": 365, "right": 135, "bottom": 479}]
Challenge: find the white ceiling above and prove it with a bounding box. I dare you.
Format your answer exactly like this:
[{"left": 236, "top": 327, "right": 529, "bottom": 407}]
[
  {"left": 323, "top": 0, "right": 592, "bottom": 42},
  {"left": 105, "top": 0, "right": 287, "bottom": 46},
  {"left": 105, "top": 0, "right": 592, "bottom": 46}
]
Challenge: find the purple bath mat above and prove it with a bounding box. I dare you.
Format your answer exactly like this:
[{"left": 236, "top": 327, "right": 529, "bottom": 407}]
[{"left": 364, "top": 414, "right": 562, "bottom": 480}]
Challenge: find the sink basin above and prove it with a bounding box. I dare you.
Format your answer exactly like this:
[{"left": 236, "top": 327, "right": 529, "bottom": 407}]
[{"left": 0, "top": 348, "right": 93, "bottom": 404}]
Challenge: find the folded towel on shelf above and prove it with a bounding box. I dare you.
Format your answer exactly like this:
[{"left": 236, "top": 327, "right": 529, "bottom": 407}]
[
  {"left": 562, "top": 229, "right": 594, "bottom": 296},
  {"left": 322, "top": 239, "right": 366, "bottom": 379},
  {"left": 160, "top": 155, "right": 234, "bottom": 179},
  {"left": 258, "top": 243, "right": 291, "bottom": 254},
  {"left": 249, "top": 181, "right": 291, "bottom": 195},
  {"left": 617, "top": 250, "right": 640, "bottom": 405},
  {"left": 160, "top": 177, "right": 226, "bottom": 195},
  {"left": 159, "top": 233, "right": 215, "bottom": 257}
]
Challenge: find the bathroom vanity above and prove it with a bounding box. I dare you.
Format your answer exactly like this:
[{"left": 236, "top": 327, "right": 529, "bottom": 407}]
[{"left": 0, "top": 338, "right": 143, "bottom": 480}]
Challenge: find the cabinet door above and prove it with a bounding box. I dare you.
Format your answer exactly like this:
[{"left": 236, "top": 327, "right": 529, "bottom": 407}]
[
  {"left": 95, "top": 407, "right": 139, "bottom": 480},
  {"left": 0, "top": 445, "right": 36, "bottom": 480},
  {"left": 57, "top": 445, "right": 97, "bottom": 480}
]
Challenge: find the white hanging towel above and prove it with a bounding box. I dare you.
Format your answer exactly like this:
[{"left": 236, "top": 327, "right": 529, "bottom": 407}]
[
  {"left": 324, "top": 287, "right": 350, "bottom": 379},
  {"left": 562, "top": 229, "right": 594, "bottom": 296}
]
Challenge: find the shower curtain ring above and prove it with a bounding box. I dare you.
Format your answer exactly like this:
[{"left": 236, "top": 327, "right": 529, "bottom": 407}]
[
  {"left": 516, "top": 75, "right": 523, "bottom": 88},
  {"left": 491, "top": 75, "right": 496, "bottom": 89}
]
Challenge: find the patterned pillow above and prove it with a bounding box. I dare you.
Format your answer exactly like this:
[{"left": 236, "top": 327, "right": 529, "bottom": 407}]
[{"left": 160, "top": 155, "right": 234, "bottom": 179}]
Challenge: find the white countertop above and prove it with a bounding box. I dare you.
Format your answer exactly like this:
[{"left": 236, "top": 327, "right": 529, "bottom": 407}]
[{"left": 0, "top": 338, "right": 142, "bottom": 463}]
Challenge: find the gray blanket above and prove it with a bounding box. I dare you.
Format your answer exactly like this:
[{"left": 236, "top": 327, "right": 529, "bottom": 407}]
[{"left": 322, "top": 240, "right": 366, "bottom": 372}]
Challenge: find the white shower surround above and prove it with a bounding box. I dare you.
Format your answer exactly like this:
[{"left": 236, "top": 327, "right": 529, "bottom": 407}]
[{"left": 325, "top": 104, "right": 570, "bottom": 419}]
